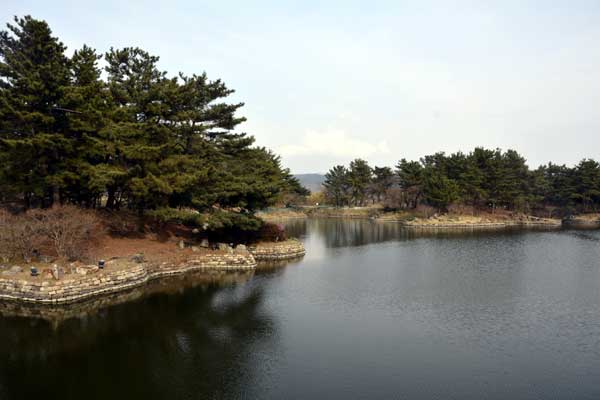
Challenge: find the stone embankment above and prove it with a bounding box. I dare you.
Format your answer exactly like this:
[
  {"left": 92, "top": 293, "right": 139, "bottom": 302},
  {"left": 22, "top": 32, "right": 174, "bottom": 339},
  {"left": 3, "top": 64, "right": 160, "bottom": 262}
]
[
  {"left": 563, "top": 215, "right": 600, "bottom": 229},
  {"left": 376, "top": 213, "right": 563, "bottom": 229},
  {"left": 397, "top": 220, "right": 563, "bottom": 229},
  {"left": 0, "top": 269, "right": 254, "bottom": 323},
  {"left": 248, "top": 239, "right": 306, "bottom": 261},
  {"left": 0, "top": 252, "right": 256, "bottom": 305},
  {"left": 0, "top": 239, "right": 307, "bottom": 305}
]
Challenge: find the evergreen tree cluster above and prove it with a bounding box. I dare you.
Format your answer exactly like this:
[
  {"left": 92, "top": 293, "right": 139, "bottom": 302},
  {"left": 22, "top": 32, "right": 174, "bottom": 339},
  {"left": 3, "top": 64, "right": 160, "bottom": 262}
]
[
  {"left": 0, "top": 16, "right": 305, "bottom": 229},
  {"left": 323, "top": 148, "right": 600, "bottom": 215},
  {"left": 323, "top": 160, "right": 393, "bottom": 207}
]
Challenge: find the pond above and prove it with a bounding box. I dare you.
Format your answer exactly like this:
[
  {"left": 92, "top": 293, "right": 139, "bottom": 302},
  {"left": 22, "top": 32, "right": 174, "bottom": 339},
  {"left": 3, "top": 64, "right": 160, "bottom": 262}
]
[{"left": 1, "top": 219, "right": 600, "bottom": 399}]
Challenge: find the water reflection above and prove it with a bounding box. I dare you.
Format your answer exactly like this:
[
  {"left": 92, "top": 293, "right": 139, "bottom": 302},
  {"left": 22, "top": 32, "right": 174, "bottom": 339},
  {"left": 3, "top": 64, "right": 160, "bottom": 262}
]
[
  {"left": 255, "top": 257, "right": 304, "bottom": 276},
  {"left": 0, "top": 270, "right": 254, "bottom": 325},
  {"left": 284, "top": 217, "right": 557, "bottom": 249},
  {"left": 1, "top": 220, "right": 600, "bottom": 399},
  {"left": 0, "top": 271, "right": 272, "bottom": 400}
]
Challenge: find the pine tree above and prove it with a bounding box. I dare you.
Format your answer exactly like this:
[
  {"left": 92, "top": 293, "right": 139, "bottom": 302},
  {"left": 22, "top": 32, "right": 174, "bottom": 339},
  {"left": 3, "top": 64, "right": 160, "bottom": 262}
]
[
  {"left": 371, "top": 166, "right": 394, "bottom": 203},
  {"left": 347, "top": 159, "right": 372, "bottom": 206},
  {"left": 0, "top": 16, "right": 70, "bottom": 207},
  {"left": 573, "top": 159, "right": 600, "bottom": 212},
  {"left": 0, "top": 16, "right": 307, "bottom": 232},
  {"left": 61, "top": 44, "right": 114, "bottom": 207},
  {"left": 497, "top": 149, "right": 529, "bottom": 210},
  {"left": 396, "top": 158, "right": 423, "bottom": 208},
  {"left": 543, "top": 163, "right": 575, "bottom": 209},
  {"left": 422, "top": 169, "right": 459, "bottom": 212},
  {"left": 323, "top": 165, "right": 350, "bottom": 207},
  {"left": 457, "top": 153, "right": 487, "bottom": 207}
]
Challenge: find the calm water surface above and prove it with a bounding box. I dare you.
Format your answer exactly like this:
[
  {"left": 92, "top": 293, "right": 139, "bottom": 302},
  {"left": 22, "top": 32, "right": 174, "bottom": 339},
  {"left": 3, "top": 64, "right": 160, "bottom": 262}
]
[{"left": 1, "top": 219, "right": 600, "bottom": 399}]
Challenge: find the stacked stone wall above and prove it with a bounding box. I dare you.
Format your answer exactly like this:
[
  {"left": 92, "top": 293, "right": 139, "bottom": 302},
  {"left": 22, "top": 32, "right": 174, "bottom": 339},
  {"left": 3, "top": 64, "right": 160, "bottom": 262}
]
[
  {"left": 249, "top": 240, "right": 306, "bottom": 261},
  {"left": 0, "top": 253, "right": 256, "bottom": 305}
]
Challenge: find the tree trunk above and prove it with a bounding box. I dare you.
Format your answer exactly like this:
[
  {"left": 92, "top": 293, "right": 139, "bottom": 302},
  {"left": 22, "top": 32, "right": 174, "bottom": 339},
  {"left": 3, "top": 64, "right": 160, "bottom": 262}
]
[{"left": 106, "top": 189, "right": 116, "bottom": 209}]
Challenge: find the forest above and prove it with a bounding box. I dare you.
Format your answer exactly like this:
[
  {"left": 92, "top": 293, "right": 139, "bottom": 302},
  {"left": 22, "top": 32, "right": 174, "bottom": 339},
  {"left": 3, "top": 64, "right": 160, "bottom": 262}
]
[
  {"left": 323, "top": 149, "right": 600, "bottom": 216},
  {"left": 0, "top": 16, "right": 306, "bottom": 231}
]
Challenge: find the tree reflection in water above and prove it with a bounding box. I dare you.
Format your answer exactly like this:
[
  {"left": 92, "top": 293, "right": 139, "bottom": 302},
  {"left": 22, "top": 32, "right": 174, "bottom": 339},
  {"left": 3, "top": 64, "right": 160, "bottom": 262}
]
[
  {"left": 283, "top": 217, "right": 546, "bottom": 249},
  {"left": 0, "top": 271, "right": 274, "bottom": 400}
]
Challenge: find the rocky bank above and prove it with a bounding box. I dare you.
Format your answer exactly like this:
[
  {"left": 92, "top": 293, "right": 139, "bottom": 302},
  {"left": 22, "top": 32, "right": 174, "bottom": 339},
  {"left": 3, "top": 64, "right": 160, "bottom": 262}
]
[{"left": 0, "top": 240, "right": 306, "bottom": 305}]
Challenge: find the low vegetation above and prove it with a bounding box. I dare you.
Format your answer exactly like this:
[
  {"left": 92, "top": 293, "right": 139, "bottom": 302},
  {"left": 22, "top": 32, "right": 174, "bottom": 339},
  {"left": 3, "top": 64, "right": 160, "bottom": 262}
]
[
  {"left": 0, "top": 205, "right": 101, "bottom": 262},
  {"left": 0, "top": 204, "right": 289, "bottom": 264}
]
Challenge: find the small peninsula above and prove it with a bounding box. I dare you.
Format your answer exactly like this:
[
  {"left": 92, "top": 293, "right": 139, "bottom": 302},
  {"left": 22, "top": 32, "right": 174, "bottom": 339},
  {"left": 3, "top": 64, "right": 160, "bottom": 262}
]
[{"left": 0, "top": 16, "right": 305, "bottom": 306}]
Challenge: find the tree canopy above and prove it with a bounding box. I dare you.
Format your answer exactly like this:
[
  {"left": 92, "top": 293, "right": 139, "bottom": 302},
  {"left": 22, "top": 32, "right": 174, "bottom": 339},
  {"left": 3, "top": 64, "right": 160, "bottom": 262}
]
[
  {"left": 0, "top": 16, "right": 305, "bottom": 230},
  {"left": 322, "top": 149, "right": 600, "bottom": 215}
]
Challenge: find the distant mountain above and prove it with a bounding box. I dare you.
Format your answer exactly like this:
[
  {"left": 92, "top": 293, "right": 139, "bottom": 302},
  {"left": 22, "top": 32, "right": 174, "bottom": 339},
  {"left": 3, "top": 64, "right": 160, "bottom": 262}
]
[{"left": 294, "top": 173, "right": 325, "bottom": 193}]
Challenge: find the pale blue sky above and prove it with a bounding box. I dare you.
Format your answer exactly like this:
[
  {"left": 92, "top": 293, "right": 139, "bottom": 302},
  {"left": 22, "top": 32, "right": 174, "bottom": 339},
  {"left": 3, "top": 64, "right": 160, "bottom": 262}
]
[{"left": 3, "top": 1, "right": 600, "bottom": 173}]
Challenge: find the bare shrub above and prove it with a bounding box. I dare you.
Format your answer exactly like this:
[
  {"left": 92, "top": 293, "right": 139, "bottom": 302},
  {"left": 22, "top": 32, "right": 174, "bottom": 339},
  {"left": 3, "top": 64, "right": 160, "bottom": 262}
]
[
  {"left": 29, "top": 205, "right": 102, "bottom": 261},
  {"left": 447, "top": 203, "right": 477, "bottom": 216},
  {"left": 414, "top": 204, "right": 436, "bottom": 218},
  {"left": 0, "top": 209, "right": 44, "bottom": 261},
  {"left": 257, "top": 223, "right": 287, "bottom": 242},
  {"left": 382, "top": 188, "right": 404, "bottom": 210}
]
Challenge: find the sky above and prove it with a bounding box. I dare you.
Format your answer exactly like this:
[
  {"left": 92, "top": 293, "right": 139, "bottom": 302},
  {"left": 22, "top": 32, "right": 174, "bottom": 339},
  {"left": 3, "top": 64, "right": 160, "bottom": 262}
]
[{"left": 3, "top": 0, "right": 600, "bottom": 173}]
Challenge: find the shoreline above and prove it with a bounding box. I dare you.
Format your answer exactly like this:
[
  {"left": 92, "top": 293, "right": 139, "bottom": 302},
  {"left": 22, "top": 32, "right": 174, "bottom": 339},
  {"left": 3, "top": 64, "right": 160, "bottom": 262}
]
[
  {"left": 0, "top": 269, "right": 255, "bottom": 324},
  {"left": 259, "top": 208, "right": 598, "bottom": 230},
  {"left": 0, "top": 253, "right": 256, "bottom": 305},
  {"left": 380, "top": 217, "right": 563, "bottom": 229},
  {"left": 249, "top": 239, "right": 306, "bottom": 261},
  {"left": 562, "top": 214, "right": 600, "bottom": 229},
  {"left": 0, "top": 240, "right": 305, "bottom": 306}
]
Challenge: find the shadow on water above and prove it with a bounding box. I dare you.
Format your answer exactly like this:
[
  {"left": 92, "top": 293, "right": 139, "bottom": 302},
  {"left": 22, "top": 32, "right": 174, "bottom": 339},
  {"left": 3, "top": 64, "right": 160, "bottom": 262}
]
[
  {"left": 0, "top": 270, "right": 275, "bottom": 400},
  {"left": 255, "top": 257, "right": 304, "bottom": 277}
]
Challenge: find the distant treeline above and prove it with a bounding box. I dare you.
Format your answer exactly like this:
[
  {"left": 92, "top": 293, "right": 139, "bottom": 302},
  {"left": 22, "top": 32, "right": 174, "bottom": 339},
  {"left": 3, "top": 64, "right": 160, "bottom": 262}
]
[
  {"left": 0, "top": 16, "right": 306, "bottom": 230},
  {"left": 323, "top": 148, "right": 600, "bottom": 216}
]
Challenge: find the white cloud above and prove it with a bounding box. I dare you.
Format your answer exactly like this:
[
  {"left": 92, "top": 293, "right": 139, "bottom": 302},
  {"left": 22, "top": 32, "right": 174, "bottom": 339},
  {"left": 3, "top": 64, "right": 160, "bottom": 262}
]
[{"left": 277, "top": 129, "right": 390, "bottom": 159}]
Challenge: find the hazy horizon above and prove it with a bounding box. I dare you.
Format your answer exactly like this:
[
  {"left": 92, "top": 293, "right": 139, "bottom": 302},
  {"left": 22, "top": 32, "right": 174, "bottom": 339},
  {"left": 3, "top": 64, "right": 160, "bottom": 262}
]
[{"left": 3, "top": 0, "right": 600, "bottom": 173}]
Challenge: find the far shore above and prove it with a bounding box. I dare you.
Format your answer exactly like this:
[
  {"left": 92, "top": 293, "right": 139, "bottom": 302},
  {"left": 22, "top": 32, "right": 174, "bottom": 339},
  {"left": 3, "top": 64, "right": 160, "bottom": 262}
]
[{"left": 258, "top": 206, "right": 599, "bottom": 230}]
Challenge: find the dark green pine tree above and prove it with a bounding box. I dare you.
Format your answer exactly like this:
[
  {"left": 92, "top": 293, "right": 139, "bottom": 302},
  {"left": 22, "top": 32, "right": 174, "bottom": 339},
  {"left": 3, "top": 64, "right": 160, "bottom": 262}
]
[
  {"left": 470, "top": 147, "right": 503, "bottom": 211},
  {"left": 422, "top": 168, "right": 459, "bottom": 212},
  {"left": 528, "top": 166, "right": 551, "bottom": 213},
  {"left": 542, "top": 163, "right": 576, "bottom": 209},
  {"left": 61, "top": 44, "right": 116, "bottom": 207},
  {"left": 162, "top": 71, "right": 252, "bottom": 214},
  {"left": 572, "top": 159, "right": 600, "bottom": 212},
  {"left": 103, "top": 47, "right": 175, "bottom": 211},
  {"left": 396, "top": 158, "right": 423, "bottom": 208},
  {"left": 497, "top": 149, "right": 530, "bottom": 210},
  {"left": 0, "top": 15, "right": 70, "bottom": 207},
  {"left": 323, "top": 165, "right": 350, "bottom": 207},
  {"left": 457, "top": 152, "right": 487, "bottom": 208},
  {"left": 347, "top": 158, "right": 372, "bottom": 206},
  {"left": 370, "top": 166, "right": 394, "bottom": 203}
]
